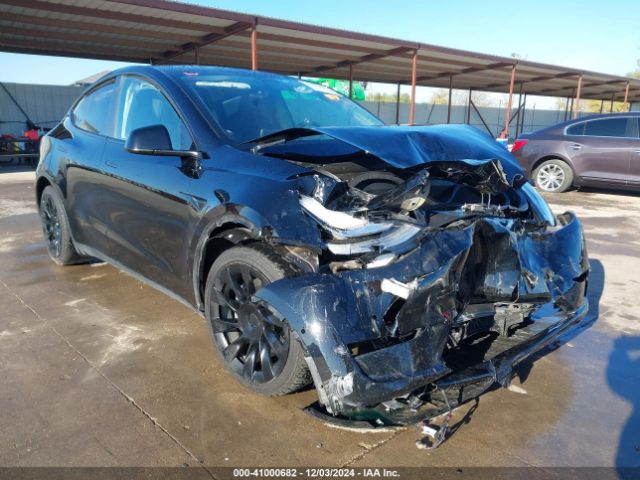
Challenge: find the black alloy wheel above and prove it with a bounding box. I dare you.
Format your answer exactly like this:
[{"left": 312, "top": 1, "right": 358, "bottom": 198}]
[
  {"left": 40, "top": 193, "right": 62, "bottom": 258},
  {"left": 211, "top": 262, "right": 289, "bottom": 383},
  {"left": 205, "top": 245, "right": 311, "bottom": 395},
  {"left": 39, "top": 186, "right": 84, "bottom": 265}
]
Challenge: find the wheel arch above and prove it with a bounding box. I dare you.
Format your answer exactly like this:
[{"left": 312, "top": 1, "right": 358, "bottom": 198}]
[
  {"left": 35, "top": 176, "right": 52, "bottom": 206},
  {"left": 36, "top": 175, "right": 70, "bottom": 208},
  {"left": 193, "top": 219, "right": 260, "bottom": 310},
  {"left": 190, "top": 202, "right": 323, "bottom": 311}
]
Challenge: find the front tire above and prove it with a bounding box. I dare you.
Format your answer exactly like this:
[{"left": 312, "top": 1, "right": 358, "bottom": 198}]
[
  {"left": 39, "top": 186, "right": 84, "bottom": 265},
  {"left": 533, "top": 159, "right": 573, "bottom": 193},
  {"left": 204, "top": 244, "right": 311, "bottom": 395}
]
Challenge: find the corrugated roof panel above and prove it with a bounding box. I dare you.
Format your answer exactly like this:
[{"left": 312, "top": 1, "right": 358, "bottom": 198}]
[
  {"left": 57, "top": 0, "right": 235, "bottom": 27},
  {"left": 0, "top": 22, "right": 181, "bottom": 49},
  {"left": 196, "top": 50, "right": 328, "bottom": 73},
  {"left": 258, "top": 25, "right": 400, "bottom": 54},
  {"left": 1, "top": 0, "right": 639, "bottom": 102},
  {"left": 0, "top": 31, "right": 161, "bottom": 53},
  {"left": 7, "top": 5, "right": 213, "bottom": 39}
]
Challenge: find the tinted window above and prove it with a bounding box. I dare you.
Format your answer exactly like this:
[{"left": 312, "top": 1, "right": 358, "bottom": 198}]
[
  {"left": 584, "top": 118, "right": 628, "bottom": 137},
  {"left": 115, "top": 76, "right": 193, "bottom": 150},
  {"left": 176, "top": 72, "right": 382, "bottom": 143},
  {"left": 566, "top": 123, "right": 585, "bottom": 135},
  {"left": 72, "top": 80, "right": 117, "bottom": 136}
]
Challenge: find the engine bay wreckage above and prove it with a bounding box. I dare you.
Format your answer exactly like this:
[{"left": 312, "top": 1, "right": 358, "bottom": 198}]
[{"left": 245, "top": 124, "right": 589, "bottom": 427}]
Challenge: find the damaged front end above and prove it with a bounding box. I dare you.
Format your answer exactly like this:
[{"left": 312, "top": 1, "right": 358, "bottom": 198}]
[{"left": 251, "top": 125, "right": 589, "bottom": 426}]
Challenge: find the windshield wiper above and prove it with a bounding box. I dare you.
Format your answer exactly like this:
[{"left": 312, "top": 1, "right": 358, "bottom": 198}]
[{"left": 245, "top": 127, "right": 322, "bottom": 153}]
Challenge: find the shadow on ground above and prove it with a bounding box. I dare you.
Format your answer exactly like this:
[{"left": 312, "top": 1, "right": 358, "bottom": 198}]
[
  {"left": 576, "top": 186, "right": 640, "bottom": 198},
  {"left": 608, "top": 335, "right": 640, "bottom": 476}
]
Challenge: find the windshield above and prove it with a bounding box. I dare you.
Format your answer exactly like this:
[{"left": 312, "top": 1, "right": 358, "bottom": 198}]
[{"left": 175, "top": 70, "right": 383, "bottom": 143}]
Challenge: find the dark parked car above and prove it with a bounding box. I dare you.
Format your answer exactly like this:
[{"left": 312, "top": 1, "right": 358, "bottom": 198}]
[
  {"left": 36, "top": 66, "right": 589, "bottom": 427},
  {"left": 512, "top": 112, "right": 640, "bottom": 193}
]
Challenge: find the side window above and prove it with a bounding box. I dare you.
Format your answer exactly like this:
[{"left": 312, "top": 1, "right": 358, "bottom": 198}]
[
  {"left": 583, "top": 118, "right": 629, "bottom": 137},
  {"left": 115, "top": 76, "right": 193, "bottom": 150},
  {"left": 72, "top": 80, "right": 117, "bottom": 136},
  {"left": 566, "top": 123, "right": 585, "bottom": 135}
]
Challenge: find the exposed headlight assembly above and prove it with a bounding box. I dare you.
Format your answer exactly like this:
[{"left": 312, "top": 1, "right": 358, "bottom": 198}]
[
  {"left": 299, "top": 195, "right": 421, "bottom": 255},
  {"left": 299, "top": 195, "right": 393, "bottom": 238}
]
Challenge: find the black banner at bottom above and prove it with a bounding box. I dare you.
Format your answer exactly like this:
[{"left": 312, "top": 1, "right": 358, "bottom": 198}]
[{"left": 0, "top": 467, "right": 637, "bottom": 480}]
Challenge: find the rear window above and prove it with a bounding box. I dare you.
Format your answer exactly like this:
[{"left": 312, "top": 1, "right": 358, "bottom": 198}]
[
  {"left": 566, "top": 123, "right": 585, "bottom": 135},
  {"left": 583, "top": 118, "right": 628, "bottom": 137}
]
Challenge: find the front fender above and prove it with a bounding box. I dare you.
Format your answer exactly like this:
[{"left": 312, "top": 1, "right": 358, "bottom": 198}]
[{"left": 189, "top": 197, "right": 323, "bottom": 310}]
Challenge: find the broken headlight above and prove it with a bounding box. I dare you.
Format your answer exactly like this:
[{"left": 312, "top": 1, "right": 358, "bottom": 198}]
[{"left": 299, "top": 195, "right": 422, "bottom": 255}]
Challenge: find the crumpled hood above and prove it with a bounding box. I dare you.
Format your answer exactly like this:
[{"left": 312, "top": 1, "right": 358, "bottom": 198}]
[{"left": 254, "top": 124, "right": 525, "bottom": 182}]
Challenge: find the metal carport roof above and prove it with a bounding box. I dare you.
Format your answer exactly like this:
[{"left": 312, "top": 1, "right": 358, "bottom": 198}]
[{"left": 1, "top": 0, "right": 638, "bottom": 130}]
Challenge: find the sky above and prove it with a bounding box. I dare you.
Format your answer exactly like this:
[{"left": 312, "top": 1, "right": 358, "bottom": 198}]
[{"left": 1, "top": 0, "right": 639, "bottom": 106}]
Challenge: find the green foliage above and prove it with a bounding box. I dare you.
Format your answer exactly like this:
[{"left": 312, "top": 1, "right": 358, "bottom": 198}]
[
  {"left": 626, "top": 58, "right": 640, "bottom": 79},
  {"left": 429, "top": 89, "right": 449, "bottom": 105},
  {"left": 583, "top": 99, "right": 627, "bottom": 113},
  {"left": 366, "top": 92, "right": 411, "bottom": 103}
]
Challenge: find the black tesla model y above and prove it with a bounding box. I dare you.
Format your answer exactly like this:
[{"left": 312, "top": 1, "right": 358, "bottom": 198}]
[{"left": 36, "top": 65, "right": 589, "bottom": 426}]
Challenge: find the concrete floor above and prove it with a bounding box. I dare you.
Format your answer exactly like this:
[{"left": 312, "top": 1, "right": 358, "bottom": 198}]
[{"left": 0, "top": 171, "right": 639, "bottom": 470}]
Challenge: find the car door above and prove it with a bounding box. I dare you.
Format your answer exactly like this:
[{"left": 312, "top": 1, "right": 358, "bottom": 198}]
[
  {"left": 566, "top": 117, "right": 633, "bottom": 186},
  {"left": 626, "top": 117, "right": 640, "bottom": 187},
  {"left": 64, "top": 79, "right": 117, "bottom": 254},
  {"left": 100, "top": 75, "right": 199, "bottom": 301}
]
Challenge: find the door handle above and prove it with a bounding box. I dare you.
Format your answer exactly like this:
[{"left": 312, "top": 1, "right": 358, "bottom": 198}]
[
  {"left": 634, "top": 149, "right": 640, "bottom": 154},
  {"left": 570, "top": 144, "right": 582, "bottom": 150}
]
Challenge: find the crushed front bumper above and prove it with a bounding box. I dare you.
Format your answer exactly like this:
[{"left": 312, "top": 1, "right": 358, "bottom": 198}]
[
  {"left": 256, "top": 212, "right": 589, "bottom": 425},
  {"left": 341, "top": 299, "right": 588, "bottom": 426}
]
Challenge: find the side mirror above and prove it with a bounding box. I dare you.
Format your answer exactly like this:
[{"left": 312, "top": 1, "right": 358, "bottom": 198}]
[{"left": 125, "top": 125, "right": 200, "bottom": 159}]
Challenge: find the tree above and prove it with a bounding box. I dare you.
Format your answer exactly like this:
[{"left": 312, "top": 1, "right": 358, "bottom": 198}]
[
  {"left": 581, "top": 58, "right": 640, "bottom": 112},
  {"left": 367, "top": 92, "right": 410, "bottom": 103},
  {"left": 510, "top": 52, "right": 528, "bottom": 60},
  {"left": 627, "top": 58, "right": 640, "bottom": 79},
  {"left": 583, "top": 99, "right": 627, "bottom": 113},
  {"left": 469, "top": 91, "right": 493, "bottom": 108},
  {"left": 555, "top": 57, "right": 640, "bottom": 114},
  {"left": 557, "top": 97, "right": 626, "bottom": 114},
  {"left": 367, "top": 92, "right": 411, "bottom": 103},
  {"left": 429, "top": 88, "right": 492, "bottom": 107},
  {"left": 429, "top": 89, "right": 449, "bottom": 105}
]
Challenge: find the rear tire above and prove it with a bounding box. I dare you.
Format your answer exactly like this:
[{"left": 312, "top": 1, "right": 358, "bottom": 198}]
[
  {"left": 533, "top": 159, "right": 573, "bottom": 193},
  {"left": 39, "top": 186, "right": 84, "bottom": 265},
  {"left": 204, "top": 244, "right": 311, "bottom": 395}
]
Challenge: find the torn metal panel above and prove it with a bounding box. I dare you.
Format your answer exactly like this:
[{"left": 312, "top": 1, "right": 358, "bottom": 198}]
[
  {"left": 244, "top": 125, "right": 589, "bottom": 424},
  {"left": 255, "top": 210, "right": 588, "bottom": 423}
]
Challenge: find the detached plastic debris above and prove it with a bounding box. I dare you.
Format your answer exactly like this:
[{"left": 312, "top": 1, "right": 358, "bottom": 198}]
[
  {"left": 415, "top": 389, "right": 453, "bottom": 450},
  {"left": 416, "top": 416, "right": 451, "bottom": 450}
]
